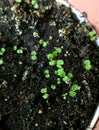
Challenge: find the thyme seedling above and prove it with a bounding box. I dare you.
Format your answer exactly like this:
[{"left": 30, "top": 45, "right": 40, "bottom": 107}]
[
  {"left": 0, "top": 59, "right": 3, "bottom": 65},
  {"left": 17, "top": 49, "right": 23, "bottom": 54},
  {"left": 0, "top": 48, "right": 5, "bottom": 55},
  {"left": 69, "top": 84, "right": 80, "bottom": 97},
  {"left": 57, "top": 78, "right": 61, "bottom": 84},
  {"left": 44, "top": 70, "right": 50, "bottom": 78},
  {"left": 88, "top": 31, "right": 96, "bottom": 41},
  {"left": 31, "top": 0, "right": 39, "bottom": 9},
  {"left": 31, "top": 50, "right": 37, "bottom": 60},
  {"left": 51, "top": 85, "right": 56, "bottom": 90},
  {"left": 49, "top": 60, "right": 56, "bottom": 66},
  {"left": 83, "top": 59, "right": 92, "bottom": 70},
  {"left": 39, "top": 39, "right": 47, "bottom": 47},
  {"left": 40, "top": 88, "right": 47, "bottom": 93},
  {"left": 40, "top": 88, "right": 49, "bottom": 99}
]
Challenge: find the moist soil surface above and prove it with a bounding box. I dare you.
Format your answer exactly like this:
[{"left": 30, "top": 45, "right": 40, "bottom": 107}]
[{"left": 0, "top": 0, "right": 99, "bottom": 130}]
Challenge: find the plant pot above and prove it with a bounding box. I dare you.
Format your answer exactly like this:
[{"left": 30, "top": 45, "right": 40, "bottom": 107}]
[
  {"left": 0, "top": 0, "right": 99, "bottom": 130},
  {"left": 68, "top": 0, "right": 99, "bottom": 35}
]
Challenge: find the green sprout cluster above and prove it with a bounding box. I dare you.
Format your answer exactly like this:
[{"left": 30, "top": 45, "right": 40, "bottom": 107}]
[
  {"left": 13, "top": 46, "right": 23, "bottom": 54},
  {"left": 44, "top": 70, "right": 50, "bottom": 78},
  {"left": 69, "top": 84, "right": 80, "bottom": 97},
  {"left": 0, "top": 48, "right": 5, "bottom": 55},
  {"left": 47, "top": 47, "right": 73, "bottom": 84},
  {"left": 0, "top": 47, "right": 6, "bottom": 65},
  {"left": 83, "top": 59, "right": 92, "bottom": 70},
  {"left": 47, "top": 47, "right": 62, "bottom": 61},
  {"left": 31, "top": 50, "right": 37, "bottom": 60},
  {"left": 31, "top": 0, "right": 39, "bottom": 9},
  {"left": 88, "top": 31, "right": 96, "bottom": 41},
  {"left": 39, "top": 39, "right": 47, "bottom": 47},
  {"left": 41, "top": 47, "right": 80, "bottom": 99},
  {"left": 40, "top": 88, "right": 49, "bottom": 99}
]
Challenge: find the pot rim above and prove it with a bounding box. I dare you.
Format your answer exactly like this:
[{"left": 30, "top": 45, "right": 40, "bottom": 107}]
[
  {"left": 56, "top": 0, "right": 99, "bottom": 47},
  {"left": 56, "top": 0, "right": 99, "bottom": 129}
]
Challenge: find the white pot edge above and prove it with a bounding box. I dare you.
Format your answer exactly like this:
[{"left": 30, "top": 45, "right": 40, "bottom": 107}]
[
  {"left": 55, "top": 0, "right": 99, "bottom": 130},
  {"left": 56, "top": 0, "right": 99, "bottom": 47}
]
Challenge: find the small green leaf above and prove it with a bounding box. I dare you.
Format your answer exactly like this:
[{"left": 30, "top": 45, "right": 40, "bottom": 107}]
[
  {"left": 39, "top": 39, "right": 47, "bottom": 47},
  {"left": 15, "top": 0, "right": 22, "bottom": 3},
  {"left": 49, "top": 60, "right": 56, "bottom": 66},
  {"left": 47, "top": 54, "right": 53, "bottom": 60},
  {"left": 51, "top": 85, "right": 56, "bottom": 90},
  {"left": 90, "top": 36, "right": 96, "bottom": 41},
  {"left": 67, "top": 72, "right": 73, "bottom": 78},
  {"left": 13, "top": 46, "right": 17, "bottom": 51},
  {"left": 57, "top": 78, "right": 61, "bottom": 84},
  {"left": 63, "top": 76, "right": 70, "bottom": 82},
  {"left": 84, "top": 59, "right": 91, "bottom": 65},
  {"left": 1, "top": 48, "right": 5, "bottom": 53},
  {"left": 31, "top": 56, "right": 37, "bottom": 60},
  {"left": 88, "top": 31, "right": 94, "bottom": 37},
  {"left": 52, "top": 51, "right": 58, "bottom": 57},
  {"left": 62, "top": 93, "right": 68, "bottom": 97},
  {"left": 71, "top": 84, "right": 80, "bottom": 91},
  {"left": 57, "top": 68, "right": 65, "bottom": 77},
  {"left": 69, "top": 91, "right": 76, "bottom": 97},
  {"left": 83, "top": 59, "right": 92, "bottom": 70},
  {"left": 57, "top": 60, "right": 64, "bottom": 66},
  {"left": 0, "top": 59, "right": 3, "bottom": 65},
  {"left": 44, "top": 70, "right": 50, "bottom": 78},
  {"left": 31, "top": 51, "right": 36, "bottom": 56},
  {"left": 17, "top": 49, "right": 23, "bottom": 54},
  {"left": 41, "top": 88, "right": 47, "bottom": 93},
  {"left": 55, "top": 47, "right": 62, "bottom": 53},
  {"left": 42, "top": 93, "right": 49, "bottom": 99}
]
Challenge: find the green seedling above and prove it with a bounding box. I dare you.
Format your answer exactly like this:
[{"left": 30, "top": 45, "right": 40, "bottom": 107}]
[
  {"left": 57, "top": 68, "right": 66, "bottom": 77},
  {"left": 88, "top": 31, "right": 96, "bottom": 41},
  {"left": 52, "top": 51, "right": 58, "bottom": 57},
  {"left": 44, "top": 70, "right": 50, "bottom": 78},
  {"left": 57, "top": 78, "right": 61, "bottom": 84},
  {"left": 88, "top": 31, "right": 94, "bottom": 37},
  {"left": 55, "top": 47, "right": 62, "bottom": 53},
  {"left": 0, "top": 59, "right": 3, "bottom": 65},
  {"left": 40, "top": 88, "right": 47, "bottom": 93},
  {"left": 63, "top": 72, "right": 73, "bottom": 82},
  {"left": 0, "top": 48, "right": 5, "bottom": 55},
  {"left": 49, "top": 60, "right": 56, "bottom": 66},
  {"left": 67, "top": 72, "right": 73, "bottom": 78},
  {"left": 47, "top": 54, "right": 54, "bottom": 60},
  {"left": 40, "top": 88, "right": 49, "bottom": 99},
  {"left": 42, "top": 93, "right": 49, "bottom": 99},
  {"left": 51, "top": 85, "right": 56, "bottom": 90},
  {"left": 56, "top": 59, "right": 64, "bottom": 68},
  {"left": 63, "top": 76, "right": 71, "bottom": 83},
  {"left": 71, "top": 84, "right": 80, "bottom": 91},
  {"left": 62, "top": 93, "right": 68, "bottom": 99},
  {"left": 13, "top": 46, "right": 17, "bottom": 51},
  {"left": 39, "top": 39, "right": 47, "bottom": 47},
  {"left": 17, "top": 49, "right": 23, "bottom": 54},
  {"left": 69, "top": 91, "right": 76, "bottom": 97},
  {"left": 31, "top": 50, "right": 37, "bottom": 60},
  {"left": 69, "top": 84, "right": 80, "bottom": 97},
  {"left": 83, "top": 59, "right": 92, "bottom": 70},
  {"left": 31, "top": 0, "right": 39, "bottom": 9},
  {"left": 15, "top": 0, "right": 22, "bottom": 3}
]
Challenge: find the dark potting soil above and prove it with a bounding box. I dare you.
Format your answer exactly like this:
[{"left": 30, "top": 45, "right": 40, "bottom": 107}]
[{"left": 0, "top": 0, "right": 99, "bottom": 130}]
